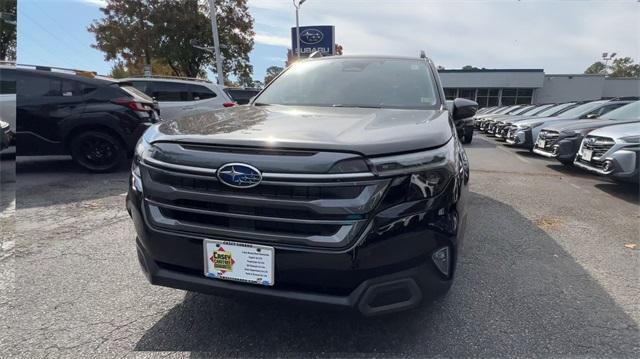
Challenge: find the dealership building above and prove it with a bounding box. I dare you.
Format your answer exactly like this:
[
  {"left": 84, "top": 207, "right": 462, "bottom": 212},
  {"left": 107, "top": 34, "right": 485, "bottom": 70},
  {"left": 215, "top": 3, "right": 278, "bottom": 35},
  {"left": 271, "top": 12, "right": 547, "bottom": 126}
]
[{"left": 438, "top": 69, "right": 640, "bottom": 107}]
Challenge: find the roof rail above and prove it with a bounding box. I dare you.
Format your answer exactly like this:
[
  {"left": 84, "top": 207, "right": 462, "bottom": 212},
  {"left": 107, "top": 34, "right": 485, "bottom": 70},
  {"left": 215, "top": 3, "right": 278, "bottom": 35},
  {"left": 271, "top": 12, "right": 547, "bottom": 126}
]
[
  {"left": 16, "top": 63, "right": 99, "bottom": 78},
  {"left": 608, "top": 96, "right": 640, "bottom": 101},
  {"left": 127, "top": 75, "right": 213, "bottom": 83}
]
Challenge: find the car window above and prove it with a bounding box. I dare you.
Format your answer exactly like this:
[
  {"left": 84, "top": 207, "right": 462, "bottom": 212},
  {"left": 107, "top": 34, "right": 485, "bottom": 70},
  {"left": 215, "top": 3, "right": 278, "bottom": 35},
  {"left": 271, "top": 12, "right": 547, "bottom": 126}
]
[
  {"left": 130, "top": 81, "right": 150, "bottom": 94},
  {"left": 0, "top": 68, "right": 16, "bottom": 95},
  {"left": 190, "top": 85, "right": 217, "bottom": 100},
  {"left": 255, "top": 58, "right": 439, "bottom": 109},
  {"left": 587, "top": 103, "right": 626, "bottom": 117},
  {"left": 17, "top": 74, "right": 82, "bottom": 97},
  {"left": 536, "top": 103, "right": 575, "bottom": 117},
  {"left": 148, "top": 82, "right": 192, "bottom": 101},
  {"left": 557, "top": 101, "right": 607, "bottom": 118},
  {"left": 598, "top": 101, "right": 640, "bottom": 121}
]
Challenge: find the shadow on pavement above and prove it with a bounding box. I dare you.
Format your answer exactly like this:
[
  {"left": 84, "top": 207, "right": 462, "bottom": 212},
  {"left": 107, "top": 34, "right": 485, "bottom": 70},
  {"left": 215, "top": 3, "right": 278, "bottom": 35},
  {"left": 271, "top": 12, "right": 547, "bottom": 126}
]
[
  {"left": 545, "top": 163, "right": 604, "bottom": 180},
  {"left": 16, "top": 156, "right": 129, "bottom": 209},
  {"left": 134, "top": 192, "right": 638, "bottom": 357},
  {"left": 594, "top": 182, "right": 640, "bottom": 205}
]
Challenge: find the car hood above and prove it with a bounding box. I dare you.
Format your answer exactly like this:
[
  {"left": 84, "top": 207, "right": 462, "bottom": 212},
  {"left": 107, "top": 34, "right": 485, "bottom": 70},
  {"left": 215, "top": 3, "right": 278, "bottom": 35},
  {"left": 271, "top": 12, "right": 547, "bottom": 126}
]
[
  {"left": 544, "top": 119, "right": 640, "bottom": 133},
  {"left": 150, "top": 105, "right": 452, "bottom": 156},
  {"left": 587, "top": 122, "right": 640, "bottom": 139}
]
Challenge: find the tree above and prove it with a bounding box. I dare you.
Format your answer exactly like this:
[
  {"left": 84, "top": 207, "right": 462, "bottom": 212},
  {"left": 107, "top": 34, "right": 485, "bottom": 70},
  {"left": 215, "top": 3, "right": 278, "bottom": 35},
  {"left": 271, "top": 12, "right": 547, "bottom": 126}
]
[
  {"left": 462, "top": 65, "right": 479, "bottom": 70},
  {"left": 584, "top": 57, "right": 640, "bottom": 77},
  {"left": 89, "top": 0, "right": 254, "bottom": 79},
  {"left": 609, "top": 57, "right": 640, "bottom": 77},
  {"left": 584, "top": 61, "right": 606, "bottom": 74},
  {"left": 0, "top": 0, "right": 16, "bottom": 61},
  {"left": 264, "top": 66, "right": 283, "bottom": 85},
  {"left": 437, "top": 65, "right": 445, "bottom": 71}
]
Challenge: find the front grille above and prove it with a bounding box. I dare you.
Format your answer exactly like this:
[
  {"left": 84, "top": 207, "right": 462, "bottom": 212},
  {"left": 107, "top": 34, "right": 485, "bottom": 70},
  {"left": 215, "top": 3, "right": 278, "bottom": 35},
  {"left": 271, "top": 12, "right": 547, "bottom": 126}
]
[
  {"left": 140, "top": 160, "right": 389, "bottom": 249},
  {"left": 582, "top": 135, "right": 615, "bottom": 158},
  {"left": 150, "top": 170, "right": 364, "bottom": 200},
  {"left": 536, "top": 130, "right": 560, "bottom": 152}
]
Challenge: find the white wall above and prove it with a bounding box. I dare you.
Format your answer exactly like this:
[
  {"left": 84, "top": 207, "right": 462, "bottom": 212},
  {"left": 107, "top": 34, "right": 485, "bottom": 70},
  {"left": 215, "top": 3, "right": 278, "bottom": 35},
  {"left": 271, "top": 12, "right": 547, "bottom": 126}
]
[
  {"left": 534, "top": 75, "right": 605, "bottom": 104},
  {"left": 602, "top": 78, "right": 640, "bottom": 98}
]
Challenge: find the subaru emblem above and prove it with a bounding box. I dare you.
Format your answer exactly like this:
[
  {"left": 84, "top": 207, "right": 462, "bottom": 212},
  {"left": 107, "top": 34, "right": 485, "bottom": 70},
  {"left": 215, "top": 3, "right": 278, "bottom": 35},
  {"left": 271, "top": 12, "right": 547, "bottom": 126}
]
[{"left": 217, "top": 163, "right": 262, "bottom": 188}]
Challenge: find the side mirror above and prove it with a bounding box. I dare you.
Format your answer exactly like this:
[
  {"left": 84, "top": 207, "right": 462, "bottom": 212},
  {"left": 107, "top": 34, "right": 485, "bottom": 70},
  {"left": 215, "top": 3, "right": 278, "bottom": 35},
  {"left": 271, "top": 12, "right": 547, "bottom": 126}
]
[{"left": 452, "top": 98, "right": 478, "bottom": 121}]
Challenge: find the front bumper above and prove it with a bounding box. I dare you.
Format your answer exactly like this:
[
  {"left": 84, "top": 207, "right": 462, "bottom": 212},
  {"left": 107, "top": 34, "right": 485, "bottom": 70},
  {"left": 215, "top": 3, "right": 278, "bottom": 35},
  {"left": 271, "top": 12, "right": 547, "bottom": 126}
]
[
  {"left": 505, "top": 128, "right": 532, "bottom": 148},
  {"left": 127, "top": 175, "right": 467, "bottom": 315},
  {"left": 574, "top": 144, "right": 639, "bottom": 182}
]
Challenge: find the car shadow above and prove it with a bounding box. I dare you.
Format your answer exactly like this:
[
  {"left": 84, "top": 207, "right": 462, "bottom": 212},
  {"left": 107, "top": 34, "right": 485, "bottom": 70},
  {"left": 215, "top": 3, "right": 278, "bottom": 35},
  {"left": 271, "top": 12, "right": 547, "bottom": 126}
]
[
  {"left": 545, "top": 163, "right": 603, "bottom": 180},
  {"left": 594, "top": 182, "right": 640, "bottom": 204},
  {"left": 16, "top": 156, "right": 129, "bottom": 210},
  {"left": 133, "top": 192, "right": 638, "bottom": 357}
]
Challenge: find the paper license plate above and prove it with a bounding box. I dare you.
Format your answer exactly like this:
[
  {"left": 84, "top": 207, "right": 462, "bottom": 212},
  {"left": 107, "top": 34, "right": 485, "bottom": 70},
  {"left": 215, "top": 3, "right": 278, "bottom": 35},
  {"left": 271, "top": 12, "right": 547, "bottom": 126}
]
[
  {"left": 537, "top": 139, "right": 546, "bottom": 148},
  {"left": 203, "top": 239, "right": 274, "bottom": 286},
  {"left": 582, "top": 149, "right": 593, "bottom": 161}
]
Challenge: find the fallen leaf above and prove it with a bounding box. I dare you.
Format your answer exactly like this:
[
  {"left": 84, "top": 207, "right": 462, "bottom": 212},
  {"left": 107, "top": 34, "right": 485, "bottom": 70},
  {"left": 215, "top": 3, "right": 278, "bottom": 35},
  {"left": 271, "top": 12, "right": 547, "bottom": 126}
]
[{"left": 624, "top": 244, "right": 637, "bottom": 250}]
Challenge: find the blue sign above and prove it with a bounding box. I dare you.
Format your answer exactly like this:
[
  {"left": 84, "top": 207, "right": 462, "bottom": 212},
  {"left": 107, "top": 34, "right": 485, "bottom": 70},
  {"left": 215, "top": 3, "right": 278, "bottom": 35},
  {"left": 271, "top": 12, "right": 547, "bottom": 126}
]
[{"left": 291, "top": 25, "right": 335, "bottom": 57}]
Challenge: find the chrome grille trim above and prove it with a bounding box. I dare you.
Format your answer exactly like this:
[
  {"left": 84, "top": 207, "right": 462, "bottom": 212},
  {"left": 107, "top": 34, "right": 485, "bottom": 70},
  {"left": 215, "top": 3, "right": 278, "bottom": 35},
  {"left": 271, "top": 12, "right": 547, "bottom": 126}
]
[{"left": 143, "top": 156, "right": 375, "bottom": 180}]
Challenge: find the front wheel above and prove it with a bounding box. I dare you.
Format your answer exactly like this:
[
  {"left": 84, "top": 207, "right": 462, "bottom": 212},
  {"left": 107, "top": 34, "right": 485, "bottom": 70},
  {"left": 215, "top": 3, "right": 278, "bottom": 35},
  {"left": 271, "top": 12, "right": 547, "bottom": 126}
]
[{"left": 70, "top": 130, "right": 126, "bottom": 172}]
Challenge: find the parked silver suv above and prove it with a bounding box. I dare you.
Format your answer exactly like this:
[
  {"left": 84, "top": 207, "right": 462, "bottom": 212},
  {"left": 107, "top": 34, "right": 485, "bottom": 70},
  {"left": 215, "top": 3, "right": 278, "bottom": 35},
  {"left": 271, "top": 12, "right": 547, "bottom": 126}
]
[{"left": 574, "top": 122, "right": 640, "bottom": 182}]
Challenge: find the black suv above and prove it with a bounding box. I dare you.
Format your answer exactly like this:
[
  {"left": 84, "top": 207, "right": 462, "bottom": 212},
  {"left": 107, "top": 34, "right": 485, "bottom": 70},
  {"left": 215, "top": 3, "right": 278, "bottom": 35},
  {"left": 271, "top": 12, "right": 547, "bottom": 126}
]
[
  {"left": 127, "top": 55, "right": 476, "bottom": 315},
  {"left": 16, "top": 68, "right": 159, "bottom": 171}
]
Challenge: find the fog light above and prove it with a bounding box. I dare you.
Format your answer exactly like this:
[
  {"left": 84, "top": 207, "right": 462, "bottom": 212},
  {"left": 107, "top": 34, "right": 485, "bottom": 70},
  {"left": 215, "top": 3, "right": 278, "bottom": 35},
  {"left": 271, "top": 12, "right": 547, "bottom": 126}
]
[
  {"left": 603, "top": 160, "right": 614, "bottom": 173},
  {"left": 552, "top": 145, "right": 559, "bottom": 155},
  {"left": 432, "top": 246, "right": 451, "bottom": 277}
]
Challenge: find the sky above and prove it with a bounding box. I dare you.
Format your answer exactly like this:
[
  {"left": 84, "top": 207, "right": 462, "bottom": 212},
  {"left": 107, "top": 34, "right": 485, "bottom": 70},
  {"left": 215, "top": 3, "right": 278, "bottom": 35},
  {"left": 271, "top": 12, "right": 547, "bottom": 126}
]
[{"left": 17, "top": 0, "right": 640, "bottom": 82}]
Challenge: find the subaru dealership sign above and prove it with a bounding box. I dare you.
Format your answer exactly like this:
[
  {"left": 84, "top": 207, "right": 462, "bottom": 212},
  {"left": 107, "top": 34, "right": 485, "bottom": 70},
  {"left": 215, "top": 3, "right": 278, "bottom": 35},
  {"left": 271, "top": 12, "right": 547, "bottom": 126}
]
[{"left": 291, "top": 25, "right": 335, "bottom": 57}]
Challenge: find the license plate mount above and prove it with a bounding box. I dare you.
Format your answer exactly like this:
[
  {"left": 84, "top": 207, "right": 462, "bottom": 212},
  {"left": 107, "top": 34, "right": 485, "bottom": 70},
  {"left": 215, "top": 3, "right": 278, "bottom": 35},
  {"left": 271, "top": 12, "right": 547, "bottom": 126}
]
[{"left": 203, "top": 239, "right": 274, "bottom": 286}]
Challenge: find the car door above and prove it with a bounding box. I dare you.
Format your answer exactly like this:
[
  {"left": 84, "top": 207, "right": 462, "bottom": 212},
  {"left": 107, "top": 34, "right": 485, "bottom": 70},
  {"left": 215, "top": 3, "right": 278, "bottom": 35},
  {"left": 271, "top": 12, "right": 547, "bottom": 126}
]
[
  {"left": 146, "top": 82, "right": 192, "bottom": 120},
  {"left": 16, "top": 73, "right": 86, "bottom": 155},
  {"left": 189, "top": 84, "right": 224, "bottom": 115}
]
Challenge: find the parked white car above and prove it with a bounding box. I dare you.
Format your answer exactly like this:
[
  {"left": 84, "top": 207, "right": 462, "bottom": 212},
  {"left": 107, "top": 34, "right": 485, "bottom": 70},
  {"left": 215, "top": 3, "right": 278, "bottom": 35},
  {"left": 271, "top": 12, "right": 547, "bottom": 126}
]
[
  {"left": 0, "top": 64, "right": 16, "bottom": 131},
  {"left": 121, "top": 77, "right": 235, "bottom": 121}
]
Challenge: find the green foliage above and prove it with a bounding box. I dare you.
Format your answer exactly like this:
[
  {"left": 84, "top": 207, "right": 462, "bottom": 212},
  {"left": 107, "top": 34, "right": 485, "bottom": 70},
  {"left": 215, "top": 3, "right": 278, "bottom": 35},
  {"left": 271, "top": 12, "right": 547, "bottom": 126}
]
[
  {"left": 584, "top": 57, "right": 640, "bottom": 77},
  {"left": 264, "top": 66, "right": 283, "bottom": 85},
  {"left": 609, "top": 57, "right": 640, "bottom": 77},
  {"left": 462, "top": 65, "right": 479, "bottom": 70},
  {"left": 89, "top": 0, "right": 254, "bottom": 79},
  {"left": 0, "top": 0, "right": 16, "bottom": 61},
  {"left": 584, "top": 61, "right": 606, "bottom": 74}
]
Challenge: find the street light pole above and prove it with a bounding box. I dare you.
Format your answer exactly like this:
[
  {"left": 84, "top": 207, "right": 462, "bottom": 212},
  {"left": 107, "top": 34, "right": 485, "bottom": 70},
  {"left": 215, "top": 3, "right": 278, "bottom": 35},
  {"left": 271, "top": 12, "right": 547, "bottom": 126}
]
[
  {"left": 601, "top": 52, "right": 617, "bottom": 75},
  {"left": 293, "top": 0, "right": 307, "bottom": 58},
  {"left": 208, "top": 0, "right": 225, "bottom": 85}
]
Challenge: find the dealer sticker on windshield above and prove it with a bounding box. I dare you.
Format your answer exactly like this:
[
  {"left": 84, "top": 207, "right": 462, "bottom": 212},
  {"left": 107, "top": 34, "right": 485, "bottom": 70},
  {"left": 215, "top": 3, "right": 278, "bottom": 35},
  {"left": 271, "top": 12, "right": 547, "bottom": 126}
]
[{"left": 203, "top": 239, "right": 274, "bottom": 286}]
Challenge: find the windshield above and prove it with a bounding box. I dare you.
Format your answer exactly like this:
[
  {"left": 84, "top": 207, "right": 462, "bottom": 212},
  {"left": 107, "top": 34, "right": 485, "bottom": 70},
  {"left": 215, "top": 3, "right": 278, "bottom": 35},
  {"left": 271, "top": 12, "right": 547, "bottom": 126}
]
[
  {"left": 557, "top": 101, "right": 606, "bottom": 118},
  {"left": 536, "top": 103, "right": 575, "bottom": 117},
  {"left": 600, "top": 101, "right": 640, "bottom": 121},
  {"left": 528, "top": 104, "right": 554, "bottom": 115},
  {"left": 255, "top": 58, "right": 439, "bottom": 109},
  {"left": 512, "top": 105, "right": 536, "bottom": 115}
]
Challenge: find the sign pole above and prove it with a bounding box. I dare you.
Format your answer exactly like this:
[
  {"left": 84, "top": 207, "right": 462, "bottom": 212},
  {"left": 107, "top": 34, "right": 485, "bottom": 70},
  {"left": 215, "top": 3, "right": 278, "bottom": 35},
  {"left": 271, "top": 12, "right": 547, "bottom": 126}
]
[{"left": 208, "top": 0, "right": 225, "bottom": 85}]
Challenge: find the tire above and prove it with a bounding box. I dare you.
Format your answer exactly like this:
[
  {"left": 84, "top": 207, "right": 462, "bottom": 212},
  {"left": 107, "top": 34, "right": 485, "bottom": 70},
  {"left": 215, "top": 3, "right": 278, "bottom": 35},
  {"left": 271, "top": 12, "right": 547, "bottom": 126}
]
[
  {"left": 70, "top": 130, "right": 126, "bottom": 172},
  {"left": 559, "top": 157, "right": 574, "bottom": 166},
  {"left": 462, "top": 130, "right": 473, "bottom": 144}
]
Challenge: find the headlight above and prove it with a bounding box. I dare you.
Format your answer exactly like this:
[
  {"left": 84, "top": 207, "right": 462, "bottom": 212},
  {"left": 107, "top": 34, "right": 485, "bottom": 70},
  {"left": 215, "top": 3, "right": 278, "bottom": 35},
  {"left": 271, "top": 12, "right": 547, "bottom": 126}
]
[
  {"left": 619, "top": 135, "right": 640, "bottom": 144},
  {"left": 368, "top": 140, "right": 455, "bottom": 199},
  {"left": 0, "top": 121, "right": 8, "bottom": 129},
  {"left": 131, "top": 131, "right": 153, "bottom": 192}
]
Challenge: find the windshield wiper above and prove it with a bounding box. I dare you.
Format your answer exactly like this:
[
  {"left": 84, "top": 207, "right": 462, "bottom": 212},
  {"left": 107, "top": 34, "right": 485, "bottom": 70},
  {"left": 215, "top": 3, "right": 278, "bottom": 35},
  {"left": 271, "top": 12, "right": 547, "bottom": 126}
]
[{"left": 331, "top": 104, "right": 383, "bottom": 109}]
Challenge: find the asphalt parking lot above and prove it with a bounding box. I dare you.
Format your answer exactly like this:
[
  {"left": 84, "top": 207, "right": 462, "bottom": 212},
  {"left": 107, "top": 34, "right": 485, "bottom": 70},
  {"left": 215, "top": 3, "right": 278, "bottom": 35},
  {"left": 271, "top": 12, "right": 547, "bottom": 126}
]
[{"left": 1, "top": 134, "right": 638, "bottom": 357}]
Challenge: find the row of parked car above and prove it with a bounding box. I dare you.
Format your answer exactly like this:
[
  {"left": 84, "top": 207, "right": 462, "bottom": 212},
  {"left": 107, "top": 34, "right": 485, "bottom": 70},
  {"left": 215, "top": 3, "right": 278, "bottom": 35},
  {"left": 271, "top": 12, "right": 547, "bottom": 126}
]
[
  {"left": 0, "top": 64, "right": 260, "bottom": 170},
  {"left": 473, "top": 99, "right": 640, "bottom": 182}
]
